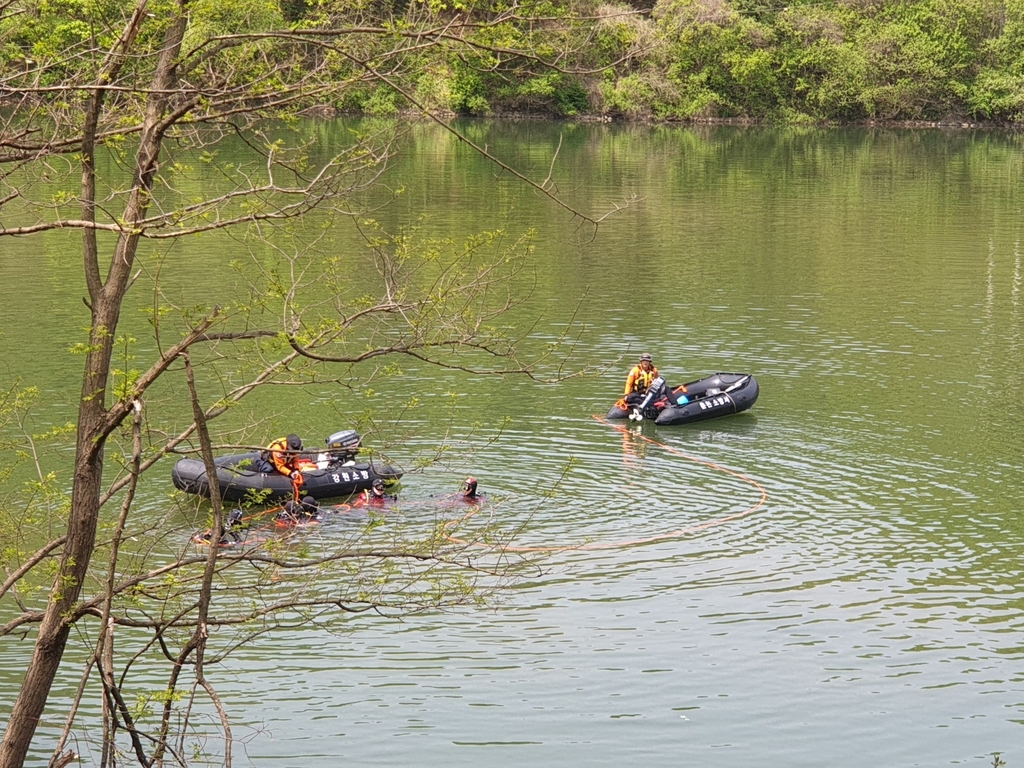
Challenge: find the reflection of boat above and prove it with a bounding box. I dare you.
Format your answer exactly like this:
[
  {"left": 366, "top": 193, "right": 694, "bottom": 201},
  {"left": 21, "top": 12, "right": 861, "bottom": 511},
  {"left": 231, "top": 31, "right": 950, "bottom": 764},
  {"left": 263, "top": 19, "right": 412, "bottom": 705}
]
[
  {"left": 607, "top": 373, "right": 759, "bottom": 426},
  {"left": 172, "top": 429, "right": 403, "bottom": 503}
]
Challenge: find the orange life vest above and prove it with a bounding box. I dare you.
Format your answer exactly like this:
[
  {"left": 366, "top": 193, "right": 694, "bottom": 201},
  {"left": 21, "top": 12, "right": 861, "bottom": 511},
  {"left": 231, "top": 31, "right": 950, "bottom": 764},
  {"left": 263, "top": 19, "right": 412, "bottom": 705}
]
[
  {"left": 265, "top": 436, "right": 302, "bottom": 476},
  {"left": 624, "top": 364, "right": 659, "bottom": 395}
]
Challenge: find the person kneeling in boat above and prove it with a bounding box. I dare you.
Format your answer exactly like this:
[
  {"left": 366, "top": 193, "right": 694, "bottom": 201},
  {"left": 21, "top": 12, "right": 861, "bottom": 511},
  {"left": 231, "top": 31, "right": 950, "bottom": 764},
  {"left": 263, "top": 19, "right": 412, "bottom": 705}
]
[
  {"left": 277, "top": 495, "right": 320, "bottom": 523},
  {"left": 624, "top": 353, "right": 658, "bottom": 398},
  {"left": 618, "top": 353, "right": 659, "bottom": 409},
  {"left": 256, "top": 434, "right": 312, "bottom": 481}
]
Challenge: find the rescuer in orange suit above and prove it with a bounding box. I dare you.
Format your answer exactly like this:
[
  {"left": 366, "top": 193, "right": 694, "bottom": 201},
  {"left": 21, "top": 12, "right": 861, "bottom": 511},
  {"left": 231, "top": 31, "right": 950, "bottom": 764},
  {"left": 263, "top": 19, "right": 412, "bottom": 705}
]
[
  {"left": 624, "top": 353, "right": 659, "bottom": 398},
  {"left": 257, "top": 434, "right": 310, "bottom": 479}
]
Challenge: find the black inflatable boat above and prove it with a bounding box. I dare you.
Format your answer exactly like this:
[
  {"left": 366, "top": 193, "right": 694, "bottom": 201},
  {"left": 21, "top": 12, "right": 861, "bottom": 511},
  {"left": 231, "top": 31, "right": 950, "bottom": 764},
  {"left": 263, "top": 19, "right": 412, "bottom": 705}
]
[
  {"left": 607, "top": 373, "right": 759, "bottom": 426},
  {"left": 171, "top": 429, "right": 402, "bottom": 502}
]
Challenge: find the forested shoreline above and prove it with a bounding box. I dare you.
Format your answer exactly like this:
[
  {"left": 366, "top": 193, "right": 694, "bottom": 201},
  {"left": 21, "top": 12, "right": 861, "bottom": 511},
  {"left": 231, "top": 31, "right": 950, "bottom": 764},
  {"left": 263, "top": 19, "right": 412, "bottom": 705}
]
[
  {"left": 4, "top": 0, "right": 1024, "bottom": 126},
  {"left": 353, "top": 0, "right": 1024, "bottom": 127}
]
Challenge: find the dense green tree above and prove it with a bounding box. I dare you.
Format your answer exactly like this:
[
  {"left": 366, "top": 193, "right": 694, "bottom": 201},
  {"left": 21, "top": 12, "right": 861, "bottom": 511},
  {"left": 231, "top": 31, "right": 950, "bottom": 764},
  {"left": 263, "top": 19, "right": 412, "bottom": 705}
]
[
  {"left": 970, "top": 0, "right": 1024, "bottom": 119},
  {"left": 5, "top": 0, "right": 1023, "bottom": 122}
]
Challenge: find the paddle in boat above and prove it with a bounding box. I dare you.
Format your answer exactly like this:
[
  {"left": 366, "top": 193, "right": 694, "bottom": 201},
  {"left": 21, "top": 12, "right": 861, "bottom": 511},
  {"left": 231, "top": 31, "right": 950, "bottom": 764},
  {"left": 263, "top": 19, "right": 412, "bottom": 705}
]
[
  {"left": 172, "top": 429, "right": 402, "bottom": 503},
  {"left": 607, "top": 373, "right": 759, "bottom": 426}
]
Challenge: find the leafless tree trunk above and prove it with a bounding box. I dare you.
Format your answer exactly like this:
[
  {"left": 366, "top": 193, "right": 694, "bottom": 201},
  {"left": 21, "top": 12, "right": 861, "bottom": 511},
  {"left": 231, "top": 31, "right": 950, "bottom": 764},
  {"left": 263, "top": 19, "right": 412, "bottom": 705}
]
[{"left": 0, "top": 7, "right": 192, "bottom": 765}]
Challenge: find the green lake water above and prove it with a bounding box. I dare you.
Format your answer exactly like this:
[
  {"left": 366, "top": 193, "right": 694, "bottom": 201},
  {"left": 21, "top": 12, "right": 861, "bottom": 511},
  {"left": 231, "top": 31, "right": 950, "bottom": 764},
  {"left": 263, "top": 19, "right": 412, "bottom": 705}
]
[{"left": 2, "top": 120, "right": 1024, "bottom": 766}]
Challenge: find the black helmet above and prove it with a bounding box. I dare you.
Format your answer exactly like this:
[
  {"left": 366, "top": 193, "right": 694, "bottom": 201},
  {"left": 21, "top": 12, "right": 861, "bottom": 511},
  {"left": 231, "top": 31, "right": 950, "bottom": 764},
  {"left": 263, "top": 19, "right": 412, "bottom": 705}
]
[
  {"left": 287, "top": 434, "right": 302, "bottom": 450},
  {"left": 639, "top": 353, "right": 653, "bottom": 362},
  {"left": 371, "top": 479, "right": 386, "bottom": 496},
  {"left": 301, "top": 495, "right": 319, "bottom": 514},
  {"left": 463, "top": 477, "right": 478, "bottom": 496}
]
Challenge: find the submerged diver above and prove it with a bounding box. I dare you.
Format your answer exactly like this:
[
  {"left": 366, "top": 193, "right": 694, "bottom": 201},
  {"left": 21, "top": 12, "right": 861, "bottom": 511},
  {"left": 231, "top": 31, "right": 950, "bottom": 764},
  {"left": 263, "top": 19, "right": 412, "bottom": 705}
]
[
  {"left": 461, "top": 476, "right": 484, "bottom": 502},
  {"left": 276, "top": 495, "right": 320, "bottom": 524},
  {"left": 197, "top": 508, "right": 246, "bottom": 545},
  {"left": 354, "top": 478, "right": 395, "bottom": 507}
]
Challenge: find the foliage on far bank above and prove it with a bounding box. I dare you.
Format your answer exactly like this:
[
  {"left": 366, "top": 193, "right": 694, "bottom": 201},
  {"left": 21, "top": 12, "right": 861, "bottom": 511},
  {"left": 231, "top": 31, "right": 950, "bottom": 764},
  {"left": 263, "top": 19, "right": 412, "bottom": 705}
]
[
  {"left": 307, "top": 0, "right": 1024, "bottom": 123},
  {"left": 3, "top": 0, "right": 1022, "bottom": 123},
  {"left": 474, "top": 0, "right": 1024, "bottom": 123}
]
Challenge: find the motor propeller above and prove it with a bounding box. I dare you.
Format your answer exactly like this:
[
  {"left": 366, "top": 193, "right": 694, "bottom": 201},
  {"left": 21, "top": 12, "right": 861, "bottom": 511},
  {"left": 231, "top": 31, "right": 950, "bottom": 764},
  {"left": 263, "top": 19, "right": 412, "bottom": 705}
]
[{"left": 628, "top": 376, "right": 666, "bottom": 421}]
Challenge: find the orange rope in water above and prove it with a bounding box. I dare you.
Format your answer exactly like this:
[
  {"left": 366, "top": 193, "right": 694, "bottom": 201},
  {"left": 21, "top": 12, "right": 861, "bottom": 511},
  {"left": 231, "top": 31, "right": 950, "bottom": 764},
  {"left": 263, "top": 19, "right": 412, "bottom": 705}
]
[{"left": 443, "top": 415, "right": 768, "bottom": 553}]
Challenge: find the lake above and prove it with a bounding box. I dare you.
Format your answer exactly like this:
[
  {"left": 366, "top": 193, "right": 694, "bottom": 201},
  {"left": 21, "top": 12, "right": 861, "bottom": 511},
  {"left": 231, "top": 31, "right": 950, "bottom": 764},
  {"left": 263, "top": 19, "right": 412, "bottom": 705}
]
[{"left": 2, "top": 120, "right": 1023, "bottom": 767}]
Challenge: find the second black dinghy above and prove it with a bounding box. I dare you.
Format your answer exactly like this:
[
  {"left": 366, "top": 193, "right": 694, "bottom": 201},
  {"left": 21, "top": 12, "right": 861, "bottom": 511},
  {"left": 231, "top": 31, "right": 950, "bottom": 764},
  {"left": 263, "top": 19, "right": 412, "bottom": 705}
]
[{"left": 607, "top": 373, "right": 759, "bottom": 426}]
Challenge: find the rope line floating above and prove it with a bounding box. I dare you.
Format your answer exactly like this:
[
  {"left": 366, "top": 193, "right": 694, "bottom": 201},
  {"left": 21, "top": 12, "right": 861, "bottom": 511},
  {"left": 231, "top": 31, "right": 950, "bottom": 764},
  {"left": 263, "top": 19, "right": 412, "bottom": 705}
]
[{"left": 443, "top": 415, "right": 768, "bottom": 553}]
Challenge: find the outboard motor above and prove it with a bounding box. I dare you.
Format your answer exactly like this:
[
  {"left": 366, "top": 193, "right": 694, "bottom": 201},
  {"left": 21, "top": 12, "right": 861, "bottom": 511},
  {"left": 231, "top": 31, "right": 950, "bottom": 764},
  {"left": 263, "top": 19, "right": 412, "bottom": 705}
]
[
  {"left": 321, "top": 429, "right": 361, "bottom": 466},
  {"left": 629, "top": 377, "right": 666, "bottom": 421}
]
